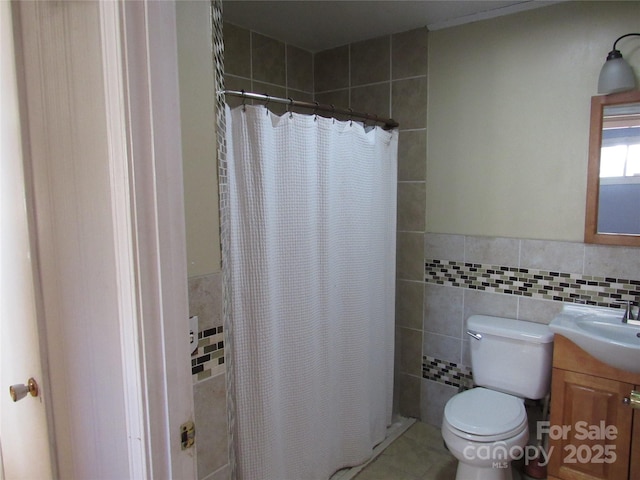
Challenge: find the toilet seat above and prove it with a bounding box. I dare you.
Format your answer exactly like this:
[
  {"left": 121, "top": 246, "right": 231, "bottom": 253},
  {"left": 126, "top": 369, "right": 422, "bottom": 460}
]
[{"left": 444, "top": 387, "right": 527, "bottom": 442}]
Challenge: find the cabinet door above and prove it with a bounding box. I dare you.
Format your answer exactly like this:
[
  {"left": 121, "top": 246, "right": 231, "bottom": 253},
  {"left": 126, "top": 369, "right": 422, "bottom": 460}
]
[
  {"left": 631, "top": 402, "right": 640, "bottom": 480},
  {"left": 548, "top": 369, "right": 633, "bottom": 480}
]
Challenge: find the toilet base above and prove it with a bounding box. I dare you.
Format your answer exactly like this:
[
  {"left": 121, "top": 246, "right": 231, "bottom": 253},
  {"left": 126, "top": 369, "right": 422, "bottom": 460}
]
[{"left": 455, "top": 461, "right": 521, "bottom": 480}]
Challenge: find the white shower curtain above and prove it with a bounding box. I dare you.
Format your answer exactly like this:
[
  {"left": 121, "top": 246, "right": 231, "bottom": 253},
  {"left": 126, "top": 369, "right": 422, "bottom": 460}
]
[{"left": 226, "top": 104, "right": 398, "bottom": 480}]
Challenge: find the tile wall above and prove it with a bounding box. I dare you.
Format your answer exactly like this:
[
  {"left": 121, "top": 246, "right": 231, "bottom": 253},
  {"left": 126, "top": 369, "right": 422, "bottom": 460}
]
[
  {"left": 396, "top": 234, "right": 640, "bottom": 426},
  {"left": 188, "top": 273, "right": 229, "bottom": 480},
  {"left": 313, "top": 28, "right": 428, "bottom": 130},
  {"left": 223, "top": 22, "right": 313, "bottom": 113},
  {"left": 189, "top": 273, "right": 228, "bottom": 480}
]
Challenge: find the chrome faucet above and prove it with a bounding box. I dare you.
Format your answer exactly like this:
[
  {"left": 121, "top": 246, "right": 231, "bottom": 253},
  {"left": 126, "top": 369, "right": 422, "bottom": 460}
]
[{"left": 617, "top": 299, "right": 639, "bottom": 323}]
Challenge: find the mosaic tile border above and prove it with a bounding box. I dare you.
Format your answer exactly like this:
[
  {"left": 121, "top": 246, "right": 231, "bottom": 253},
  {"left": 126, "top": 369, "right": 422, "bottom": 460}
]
[
  {"left": 422, "top": 355, "right": 473, "bottom": 391},
  {"left": 191, "top": 326, "right": 225, "bottom": 382},
  {"left": 212, "top": 0, "right": 237, "bottom": 476},
  {"left": 425, "top": 259, "right": 640, "bottom": 307}
]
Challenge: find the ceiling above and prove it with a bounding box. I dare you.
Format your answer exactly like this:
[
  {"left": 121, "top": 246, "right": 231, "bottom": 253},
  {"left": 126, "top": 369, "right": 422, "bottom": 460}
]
[{"left": 222, "top": 1, "right": 559, "bottom": 52}]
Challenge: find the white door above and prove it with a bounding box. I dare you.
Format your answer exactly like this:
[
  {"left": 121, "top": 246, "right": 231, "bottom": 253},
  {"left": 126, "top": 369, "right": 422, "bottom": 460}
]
[
  {"left": 0, "top": 1, "right": 53, "bottom": 478},
  {"left": 3, "top": 1, "right": 196, "bottom": 478}
]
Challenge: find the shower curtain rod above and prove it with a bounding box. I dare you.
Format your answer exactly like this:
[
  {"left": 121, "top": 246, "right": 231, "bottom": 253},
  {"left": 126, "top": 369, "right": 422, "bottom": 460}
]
[{"left": 221, "top": 89, "right": 399, "bottom": 130}]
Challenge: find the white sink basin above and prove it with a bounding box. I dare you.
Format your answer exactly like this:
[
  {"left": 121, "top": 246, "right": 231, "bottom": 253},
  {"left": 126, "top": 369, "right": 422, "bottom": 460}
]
[{"left": 549, "top": 304, "right": 640, "bottom": 374}]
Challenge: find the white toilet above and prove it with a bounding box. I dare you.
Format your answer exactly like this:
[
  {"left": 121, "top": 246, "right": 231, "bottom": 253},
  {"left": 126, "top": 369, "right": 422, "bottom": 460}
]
[{"left": 441, "top": 315, "right": 554, "bottom": 480}]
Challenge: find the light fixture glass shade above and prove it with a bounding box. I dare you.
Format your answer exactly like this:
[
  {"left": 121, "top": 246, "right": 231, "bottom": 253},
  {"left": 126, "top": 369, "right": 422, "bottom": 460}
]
[{"left": 598, "top": 56, "right": 637, "bottom": 94}]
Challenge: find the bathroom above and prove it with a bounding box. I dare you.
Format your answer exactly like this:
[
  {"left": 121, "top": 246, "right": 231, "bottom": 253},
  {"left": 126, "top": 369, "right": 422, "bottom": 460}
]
[{"left": 178, "top": 1, "right": 640, "bottom": 479}]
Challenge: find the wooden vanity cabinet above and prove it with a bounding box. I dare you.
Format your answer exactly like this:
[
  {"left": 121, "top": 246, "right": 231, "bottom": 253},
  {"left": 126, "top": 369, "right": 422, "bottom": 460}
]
[{"left": 548, "top": 335, "right": 640, "bottom": 480}]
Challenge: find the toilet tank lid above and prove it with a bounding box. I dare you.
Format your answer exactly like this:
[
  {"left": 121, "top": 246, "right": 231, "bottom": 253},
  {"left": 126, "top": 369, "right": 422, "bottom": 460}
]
[{"left": 467, "top": 315, "right": 554, "bottom": 344}]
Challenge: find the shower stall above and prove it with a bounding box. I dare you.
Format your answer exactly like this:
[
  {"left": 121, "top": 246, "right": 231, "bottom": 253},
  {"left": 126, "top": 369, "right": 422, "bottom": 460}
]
[{"left": 213, "top": 4, "right": 400, "bottom": 477}]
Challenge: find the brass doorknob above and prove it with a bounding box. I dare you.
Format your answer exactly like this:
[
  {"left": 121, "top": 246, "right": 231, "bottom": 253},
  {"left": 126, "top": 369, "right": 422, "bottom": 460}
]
[{"left": 9, "top": 378, "right": 39, "bottom": 402}]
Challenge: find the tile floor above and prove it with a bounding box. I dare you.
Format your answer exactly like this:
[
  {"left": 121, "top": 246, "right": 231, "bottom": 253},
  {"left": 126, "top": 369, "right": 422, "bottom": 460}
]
[
  {"left": 352, "top": 419, "right": 547, "bottom": 480},
  {"left": 354, "top": 421, "right": 457, "bottom": 480}
]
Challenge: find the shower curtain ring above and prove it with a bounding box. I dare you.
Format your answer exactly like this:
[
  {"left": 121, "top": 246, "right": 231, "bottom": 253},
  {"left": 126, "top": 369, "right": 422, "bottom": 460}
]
[
  {"left": 348, "top": 108, "right": 353, "bottom": 126},
  {"left": 287, "top": 98, "right": 294, "bottom": 118},
  {"left": 313, "top": 101, "right": 319, "bottom": 121},
  {"left": 330, "top": 104, "right": 336, "bottom": 123},
  {"left": 241, "top": 89, "right": 246, "bottom": 112},
  {"left": 264, "top": 94, "right": 270, "bottom": 114}
]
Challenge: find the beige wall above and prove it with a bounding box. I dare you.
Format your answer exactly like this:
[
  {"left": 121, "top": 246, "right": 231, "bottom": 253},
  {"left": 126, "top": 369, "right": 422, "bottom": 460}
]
[
  {"left": 427, "top": 1, "right": 640, "bottom": 242},
  {"left": 176, "top": 0, "right": 221, "bottom": 276},
  {"left": 176, "top": 3, "right": 229, "bottom": 479}
]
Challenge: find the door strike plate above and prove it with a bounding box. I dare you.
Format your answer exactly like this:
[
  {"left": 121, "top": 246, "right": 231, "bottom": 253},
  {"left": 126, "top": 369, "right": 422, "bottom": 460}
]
[{"left": 180, "top": 420, "right": 196, "bottom": 450}]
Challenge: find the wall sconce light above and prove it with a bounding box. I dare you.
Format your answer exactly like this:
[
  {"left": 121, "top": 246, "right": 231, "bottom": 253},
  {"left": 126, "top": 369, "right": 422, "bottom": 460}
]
[{"left": 598, "top": 33, "right": 640, "bottom": 95}]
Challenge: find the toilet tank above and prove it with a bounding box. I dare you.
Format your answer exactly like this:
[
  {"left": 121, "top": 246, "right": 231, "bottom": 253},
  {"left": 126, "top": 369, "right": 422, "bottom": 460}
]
[{"left": 467, "top": 315, "right": 554, "bottom": 399}]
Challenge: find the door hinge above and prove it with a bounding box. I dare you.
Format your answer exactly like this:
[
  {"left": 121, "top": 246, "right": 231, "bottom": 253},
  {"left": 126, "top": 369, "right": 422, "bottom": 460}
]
[{"left": 180, "top": 420, "right": 196, "bottom": 450}]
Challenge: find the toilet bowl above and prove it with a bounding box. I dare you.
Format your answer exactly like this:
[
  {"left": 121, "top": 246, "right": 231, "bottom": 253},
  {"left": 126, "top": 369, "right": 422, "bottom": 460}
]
[
  {"left": 441, "top": 315, "right": 554, "bottom": 480},
  {"left": 442, "top": 388, "right": 529, "bottom": 480}
]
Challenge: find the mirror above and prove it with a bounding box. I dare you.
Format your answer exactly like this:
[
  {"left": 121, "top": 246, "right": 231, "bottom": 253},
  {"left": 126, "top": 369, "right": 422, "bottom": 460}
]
[{"left": 585, "top": 90, "right": 640, "bottom": 246}]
